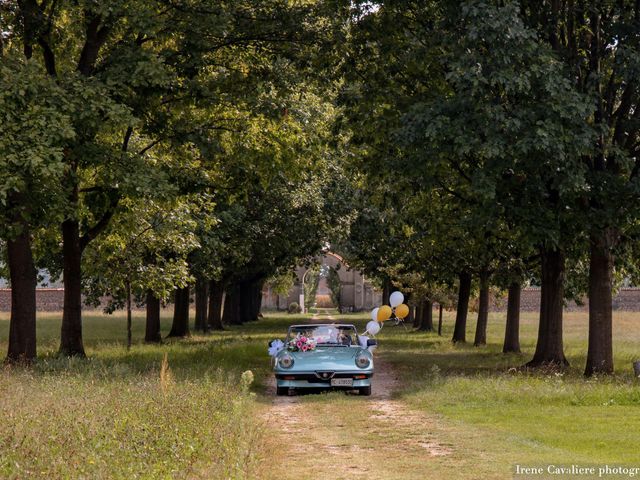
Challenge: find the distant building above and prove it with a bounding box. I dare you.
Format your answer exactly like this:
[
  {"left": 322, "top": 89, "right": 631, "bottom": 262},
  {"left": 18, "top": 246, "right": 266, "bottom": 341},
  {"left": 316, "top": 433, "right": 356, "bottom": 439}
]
[{"left": 262, "top": 252, "right": 382, "bottom": 312}]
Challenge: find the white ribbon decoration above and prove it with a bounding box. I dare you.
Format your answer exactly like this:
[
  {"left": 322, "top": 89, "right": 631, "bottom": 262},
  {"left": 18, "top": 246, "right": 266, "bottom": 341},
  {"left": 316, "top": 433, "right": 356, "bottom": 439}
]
[
  {"left": 359, "top": 334, "right": 377, "bottom": 353},
  {"left": 268, "top": 339, "right": 285, "bottom": 357}
]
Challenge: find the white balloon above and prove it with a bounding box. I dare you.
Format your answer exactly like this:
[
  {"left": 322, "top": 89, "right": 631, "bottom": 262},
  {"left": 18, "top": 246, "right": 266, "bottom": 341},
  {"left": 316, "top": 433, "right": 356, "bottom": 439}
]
[
  {"left": 389, "top": 291, "right": 404, "bottom": 308},
  {"left": 366, "top": 320, "right": 381, "bottom": 336},
  {"left": 370, "top": 307, "right": 379, "bottom": 322}
]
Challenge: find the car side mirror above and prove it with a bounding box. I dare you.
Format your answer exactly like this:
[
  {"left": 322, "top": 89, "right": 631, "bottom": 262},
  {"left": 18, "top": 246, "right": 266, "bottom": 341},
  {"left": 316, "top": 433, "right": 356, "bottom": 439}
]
[{"left": 367, "top": 339, "right": 377, "bottom": 347}]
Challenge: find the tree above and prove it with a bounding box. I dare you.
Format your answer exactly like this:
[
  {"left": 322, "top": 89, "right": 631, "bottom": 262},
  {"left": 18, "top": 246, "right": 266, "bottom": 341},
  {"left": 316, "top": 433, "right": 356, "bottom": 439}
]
[
  {"left": 503, "top": 282, "right": 522, "bottom": 353},
  {"left": 168, "top": 287, "right": 191, "bottom": 338},
  {"left": 327, "top": 267, "right": 342, "bottom": 309},
  {"left": 207, "top": 280, "right": 225, "bottom": 330},
  {"left": 304, "top": 266, "right": 320, "bottom": 312},
  {"left": 339, "top": 2, "right": 595, "bottom": 367},
  {"left": 265, "top": 272, "right": 296, "bottom": 311},
  {"left": 0, "top": 56, "right": 73, "bottom": 362},
  {"left": 519, "top": 0, "right": 640, "bottom": 375},
  {"left": 11, "top": 0, "right": 327, "bottom": 356},
  {"left": 82, "top": 197, "right": 198, "bottom": 347},
  {"left": 189, "top": 86, "right": 352, "bottom": 324}
]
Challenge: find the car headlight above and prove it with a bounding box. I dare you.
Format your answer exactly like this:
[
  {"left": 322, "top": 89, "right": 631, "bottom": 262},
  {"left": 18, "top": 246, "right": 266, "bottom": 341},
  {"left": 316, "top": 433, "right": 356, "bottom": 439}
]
[
  {"left": 355, "top": 353, "right": 370, "bottom": 369},
  {"left": 279, "top": 354, "right": 294, "bottom": 369}
]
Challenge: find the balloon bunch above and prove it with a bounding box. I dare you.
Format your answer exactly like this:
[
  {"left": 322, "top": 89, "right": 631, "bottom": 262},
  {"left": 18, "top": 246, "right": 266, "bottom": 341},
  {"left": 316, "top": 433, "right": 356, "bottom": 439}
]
[{"left": 365, "top": 291, "right": 410, "bottom": 335}]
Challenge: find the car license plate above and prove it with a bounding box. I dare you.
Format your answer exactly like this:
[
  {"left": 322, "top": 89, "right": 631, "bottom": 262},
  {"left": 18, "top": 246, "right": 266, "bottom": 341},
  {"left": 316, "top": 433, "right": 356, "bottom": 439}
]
[{"left": 331, "top": 378, "right": 353, "bottom": 387}]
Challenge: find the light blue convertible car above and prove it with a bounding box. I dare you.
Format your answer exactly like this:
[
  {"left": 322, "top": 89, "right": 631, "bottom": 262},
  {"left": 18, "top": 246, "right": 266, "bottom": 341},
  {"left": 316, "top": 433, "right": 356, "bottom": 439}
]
[{"left": 272, "top": 324, "right": 375, "bottom": 396}]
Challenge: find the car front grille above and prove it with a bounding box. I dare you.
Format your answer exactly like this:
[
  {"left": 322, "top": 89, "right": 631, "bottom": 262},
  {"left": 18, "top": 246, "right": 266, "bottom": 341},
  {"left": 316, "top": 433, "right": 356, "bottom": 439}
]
[{"left": 275, "top": 372, "right": 372, "bottom": 383}]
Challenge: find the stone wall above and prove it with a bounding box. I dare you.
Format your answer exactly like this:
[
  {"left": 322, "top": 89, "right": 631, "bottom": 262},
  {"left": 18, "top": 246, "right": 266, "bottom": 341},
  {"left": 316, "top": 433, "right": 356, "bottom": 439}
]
[
  {"left": 490, "top": 287, "right": 640, "bottom": 312},
  {"left": 0, "top": 289, "right": 140, "bottom": 312},
  {"left": 0, "top": 289, "right": 66, "bottom": 312}
]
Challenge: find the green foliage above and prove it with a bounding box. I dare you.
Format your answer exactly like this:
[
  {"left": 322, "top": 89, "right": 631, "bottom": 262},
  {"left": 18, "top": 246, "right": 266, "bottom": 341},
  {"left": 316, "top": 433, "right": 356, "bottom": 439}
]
[
  {"left": 82, "top": 197, "right": 201, "bottom": 309},
  {"left": 287, "top": 302, "right": 302, "bottom": 314},
  {"left": 266, "top": 272, "right": 296, "bottom": 297},
  {"left": 326, "top": 267, "right": 342, "bottom": 307},
  {"left": 2, "top": 0, "right": 351, "bottom": 318},
  {"left": 519, "top": 0, "right": 640, "bottom": 233},
  {"left": 194, "top": 87, "right": 351, "bottom": 292},
  {"left": 337, "top": 0, "right": 598, "bottom": 300},
  {"left": 303, "top": 266, "right": 320, "bottom": 310},
  {"left": 0, "top": 56, "right": 74, "bottom": 236}
]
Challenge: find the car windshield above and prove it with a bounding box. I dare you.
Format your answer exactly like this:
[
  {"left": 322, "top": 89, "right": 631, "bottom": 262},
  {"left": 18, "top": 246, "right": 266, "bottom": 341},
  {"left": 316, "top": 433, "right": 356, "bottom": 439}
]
[{"left": 287, "top": 325, "right": 358, "bottom": 347}]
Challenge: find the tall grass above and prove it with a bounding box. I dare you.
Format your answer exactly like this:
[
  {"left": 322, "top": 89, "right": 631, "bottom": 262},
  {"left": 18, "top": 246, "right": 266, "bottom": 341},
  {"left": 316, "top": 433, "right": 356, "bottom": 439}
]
[
  {"left": 0, "top": 311, "right": 273, "bottom": 480},
  {"left": 1, "top": 365, "right": 262, "bottom": 479}
]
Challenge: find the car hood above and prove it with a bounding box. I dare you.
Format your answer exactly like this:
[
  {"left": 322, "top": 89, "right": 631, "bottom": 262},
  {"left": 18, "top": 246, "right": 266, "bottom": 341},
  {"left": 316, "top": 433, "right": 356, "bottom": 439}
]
[{"left": 279, "top": 346, "right": 371, "bottom": 371}]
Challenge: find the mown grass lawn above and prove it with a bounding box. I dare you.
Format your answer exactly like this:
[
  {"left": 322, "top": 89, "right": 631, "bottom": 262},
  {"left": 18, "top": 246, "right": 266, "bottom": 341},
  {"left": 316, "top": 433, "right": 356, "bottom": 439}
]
[
  {"left": 1, "top": 309, "right": 639, "bottom": 479},
  {"left": 377, "top": 310, "right": 640, "bottom": 468}
]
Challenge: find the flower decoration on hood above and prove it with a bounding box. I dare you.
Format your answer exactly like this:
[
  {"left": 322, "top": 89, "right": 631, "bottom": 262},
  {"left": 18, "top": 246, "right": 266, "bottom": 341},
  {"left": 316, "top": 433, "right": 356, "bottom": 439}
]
[{"left": 287, "top": 333, "right": 317, "bottom": 352}]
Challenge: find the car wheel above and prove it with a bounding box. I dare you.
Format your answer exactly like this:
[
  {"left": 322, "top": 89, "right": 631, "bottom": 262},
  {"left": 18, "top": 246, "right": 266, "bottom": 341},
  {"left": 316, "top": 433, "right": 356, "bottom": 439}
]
[
  {"left": 276, "top": 386, "right": 289, "bottom": 396},
  {"left": 358, "top": 386, "right": 372, "bottom": 396}
]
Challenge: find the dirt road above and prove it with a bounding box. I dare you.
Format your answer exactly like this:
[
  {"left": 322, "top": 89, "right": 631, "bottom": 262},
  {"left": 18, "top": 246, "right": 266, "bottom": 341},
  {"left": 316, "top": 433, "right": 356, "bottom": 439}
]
[{"left": 260, "top": 312, "right": 452, "bottom": 480}]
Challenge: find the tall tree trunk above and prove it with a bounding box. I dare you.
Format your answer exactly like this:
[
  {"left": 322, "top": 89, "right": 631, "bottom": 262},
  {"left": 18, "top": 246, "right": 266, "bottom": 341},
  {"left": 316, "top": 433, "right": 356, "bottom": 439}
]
[
  {"left": 167, "top": 286, "right": 190, "bottom": 337},
  {"left": 452, "top": 271, "right": 472, "bottom": 343},
  {"left": 503, "top": 282, "right": 521, "bottom": 353},
  {"left": 126, "top": 279, "right": 132, "bottom": 350},
  {"left": 238, "top": 282, "right": 251, "bottom": 323},
  {"left": 527, "top": 248, "right": 568, "bottom": 367},
  {"left": 419, "top": 299, "right": 433, "bottom": 331},
  {"left": 414, "top": 301, "right": 423, "bottom": 328},
  {"left": 382, "top": 277, "right": 392, "bottom": 306},
  {"left": 59, "top": 218, "right": 85, "bottom": 356},
  {"left": 437, "top": 303, "right": 443, "bottom": 336},
  {"left": 222, "top": 283, "right": 242, "bottom": 325},
  {"left": 474, "top": 270, "right": 490, "bottom": 346},
  {"left": 194, "top": 277, "right": 208, "bottom": 333},
  {"left": 585, "top": 229, "right": 616, "bottom": 375},
  {"left": 238, "top": 280, "right": 261, "bottom": 323},
  {"left": 253, "top": 280, "right": 264, "bottom": 319},
  {"left": 145, "top": 290, "right": 162, "bottom": 343},
  {"left": 207, "top": 280, "right": 224, "bottom": 330},
  {"left": 246, "top": 281, "right": 258, "bottom": 322},
  {"left": 5, "top": 199, "right": 37, "bottom": 362}
]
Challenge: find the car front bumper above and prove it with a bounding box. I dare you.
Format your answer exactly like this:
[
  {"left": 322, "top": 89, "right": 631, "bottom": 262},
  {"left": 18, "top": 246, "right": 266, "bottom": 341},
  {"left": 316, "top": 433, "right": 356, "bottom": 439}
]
[{"left": 274, "top": 371, "right": 373, "bottom": 389}]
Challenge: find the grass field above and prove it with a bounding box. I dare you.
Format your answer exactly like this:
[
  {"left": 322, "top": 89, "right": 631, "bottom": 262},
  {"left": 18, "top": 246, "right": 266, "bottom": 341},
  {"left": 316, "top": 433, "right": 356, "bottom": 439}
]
[
  {"left": 382, "top": 311, "right": 640, "bottom": 470},
  {"left": 0, "top": 310, "right": 280, "bottom": 479},
  {"left": 1, "top": 309, "right": 639, "bottom": 479}
]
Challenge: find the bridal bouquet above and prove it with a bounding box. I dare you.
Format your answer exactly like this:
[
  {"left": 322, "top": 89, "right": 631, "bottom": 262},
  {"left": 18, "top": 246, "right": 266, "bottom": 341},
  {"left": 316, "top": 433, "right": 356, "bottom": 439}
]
[{"left": 287, "top": 334, "right": 317, "bottom": 352}]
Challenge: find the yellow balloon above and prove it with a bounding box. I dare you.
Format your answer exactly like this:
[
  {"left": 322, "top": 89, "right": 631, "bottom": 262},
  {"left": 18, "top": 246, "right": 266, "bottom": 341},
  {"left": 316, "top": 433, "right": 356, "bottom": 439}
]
[
  {"left": 395, "top": 303, "right": 410, "bottom": 319},
  {"left": 377, "top": 305, "right": 392, "bottom": 322}
]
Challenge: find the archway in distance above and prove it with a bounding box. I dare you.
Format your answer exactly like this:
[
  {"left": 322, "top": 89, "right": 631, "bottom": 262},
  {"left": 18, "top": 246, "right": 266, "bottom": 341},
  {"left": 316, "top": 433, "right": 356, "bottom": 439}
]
[{"left": 261, "top": 252, "right": 381, "bottom": 313}]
